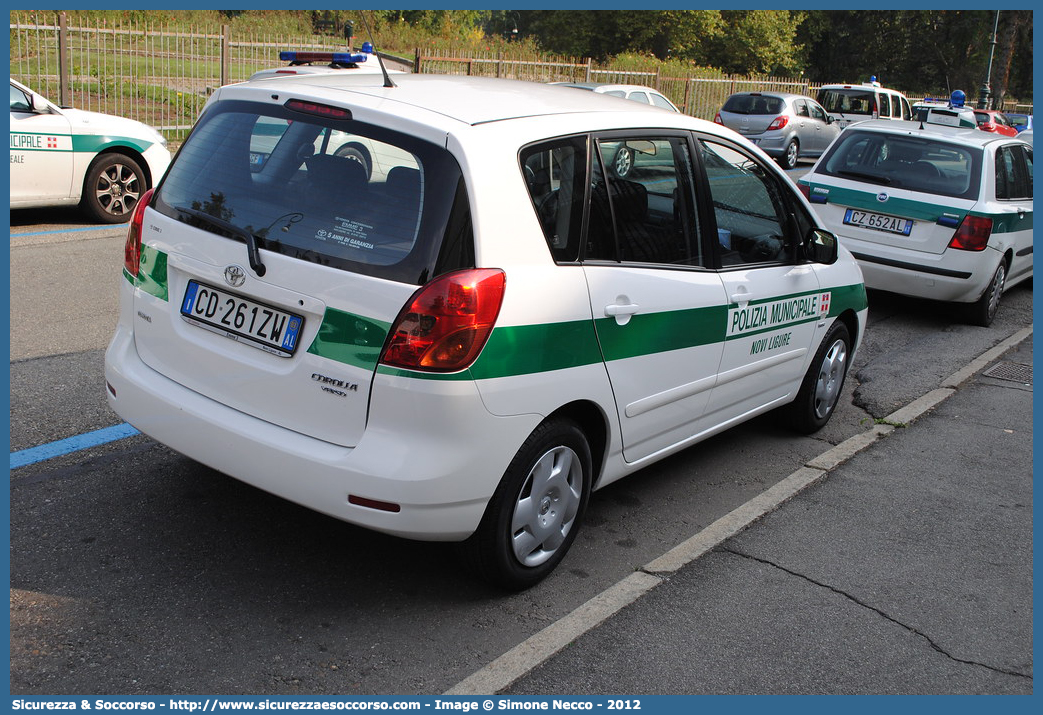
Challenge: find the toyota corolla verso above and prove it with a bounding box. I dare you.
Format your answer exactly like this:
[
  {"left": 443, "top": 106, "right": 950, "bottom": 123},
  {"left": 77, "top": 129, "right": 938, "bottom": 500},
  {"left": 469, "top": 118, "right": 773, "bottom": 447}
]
[{"left": 105, "top": 73, "right": 868, "bottom": 589}]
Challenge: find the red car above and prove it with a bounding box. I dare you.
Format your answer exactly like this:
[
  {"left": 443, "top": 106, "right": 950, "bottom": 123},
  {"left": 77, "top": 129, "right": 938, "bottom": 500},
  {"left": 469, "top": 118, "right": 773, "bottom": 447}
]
[{"left": 973, "top": 110, "right": 1019, "bottom": 137}]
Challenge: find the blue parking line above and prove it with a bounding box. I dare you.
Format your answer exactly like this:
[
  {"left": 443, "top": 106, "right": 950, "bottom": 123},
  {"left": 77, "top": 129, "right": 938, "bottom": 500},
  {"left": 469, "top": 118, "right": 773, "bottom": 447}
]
[
  {"left": 11, "top": 226, "right": 115, "bottom": 238},
  {"left": 10, "top": 423, "right": 141, "bottom": 470}
]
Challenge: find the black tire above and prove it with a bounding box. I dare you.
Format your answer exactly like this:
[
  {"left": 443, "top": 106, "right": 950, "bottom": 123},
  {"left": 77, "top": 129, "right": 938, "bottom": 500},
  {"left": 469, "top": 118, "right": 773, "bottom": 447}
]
[
  {"left": 461, "top": 418, "right": 592, "bottom": 591},
  {"left": 966, "top": 260, "right": 1006, "bottom": 327},
  {"left": 333, "top": 144, "right": 371, "bottom": 180},
  {"left": 81, "top": 153, "right": 146, "bottom": 223},
  {"left": 787, "top": 321, "right": 851, "bottom": 434},
  {"left": 779, "top": 139, "right": 799, "bottom": 170}
]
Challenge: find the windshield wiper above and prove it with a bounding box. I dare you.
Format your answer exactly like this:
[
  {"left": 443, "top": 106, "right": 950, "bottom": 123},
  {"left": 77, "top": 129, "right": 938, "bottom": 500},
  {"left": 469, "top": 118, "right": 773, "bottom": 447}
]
[
  {"left": 837, "top": 170, "right": 892, "bottom": 186},
  {"left": 174, "top": 205, "right": 266, "bottom": 277}
]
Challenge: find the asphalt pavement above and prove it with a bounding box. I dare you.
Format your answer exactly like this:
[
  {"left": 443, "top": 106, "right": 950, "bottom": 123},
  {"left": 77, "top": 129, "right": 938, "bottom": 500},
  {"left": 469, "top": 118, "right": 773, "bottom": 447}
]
[{"left": 451, "top": 331, "right": 1033, "bottom": 695}]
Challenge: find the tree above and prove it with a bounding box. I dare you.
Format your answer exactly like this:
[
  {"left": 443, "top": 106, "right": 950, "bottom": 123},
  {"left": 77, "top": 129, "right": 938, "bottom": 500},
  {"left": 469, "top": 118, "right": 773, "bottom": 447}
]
[
  {"left": 992, "top": 10, "right": 1033, "bottom": 107},
  {"left": 799, "top": 10, "right": 1031, "bottom": 101},
  {"left": 708, "top": 11, "right": 806, "bottom": 75}
]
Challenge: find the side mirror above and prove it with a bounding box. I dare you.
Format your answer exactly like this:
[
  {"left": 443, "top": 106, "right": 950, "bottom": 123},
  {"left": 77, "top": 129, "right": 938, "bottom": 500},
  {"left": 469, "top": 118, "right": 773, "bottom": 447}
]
[
  {"left": 805, "top": 228, "right": 838, "bottom": 265},
  {"left": 826, "top": 115, "right": 836, "bottom": 124}
]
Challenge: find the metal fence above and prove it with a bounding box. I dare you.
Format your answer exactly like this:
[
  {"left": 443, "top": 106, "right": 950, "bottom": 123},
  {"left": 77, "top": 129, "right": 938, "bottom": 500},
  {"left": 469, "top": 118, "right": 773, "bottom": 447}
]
[
  {"left": 10, "top": 15, "right": 351, "bottom": 139},
  {"left": 414, "top": 50, "right": 823, "bottom": 119},
  {"left": 10, "top": 13, "right": 1030, "bottom": 143}
]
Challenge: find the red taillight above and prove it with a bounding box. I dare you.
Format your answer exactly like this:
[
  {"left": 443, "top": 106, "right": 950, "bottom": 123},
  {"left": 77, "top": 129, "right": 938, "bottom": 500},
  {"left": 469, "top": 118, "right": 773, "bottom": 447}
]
[
  {"left": 948, "top": 215, "right": 993, "bottom": 251},
  {"left": 124, "top": 187, "right": 154, "bottom": 277},
  {"left": 767, "top": 115, "right": 789, "bottom": 131},
  {"left": 713, "top": 113, "right": 723, "bottom": 125},
  {"left": 380, "top": 268, "right": 506, "bottom": 372},
  {"left": 798, "top": 182, "right": 811, "bottom": 200}
]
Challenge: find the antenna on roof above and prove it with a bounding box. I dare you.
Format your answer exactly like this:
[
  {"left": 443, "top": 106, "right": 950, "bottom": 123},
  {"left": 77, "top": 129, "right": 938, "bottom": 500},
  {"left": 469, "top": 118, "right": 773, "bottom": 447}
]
[{"left": 360, "top": 11, "right": 396, "bottom": 89}]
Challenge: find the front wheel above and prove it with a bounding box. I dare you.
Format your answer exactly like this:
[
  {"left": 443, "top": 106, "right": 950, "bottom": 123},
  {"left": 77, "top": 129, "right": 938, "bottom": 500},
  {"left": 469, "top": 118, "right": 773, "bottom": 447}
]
[
  {"left": 81, "top": 153, "right": 146, "bottom": 223},
  {"left": 461, "top": 418, "right": 591, "bottom": 591},
  {"left": 787, "top": 321, "right": 851, "bottom": 434},
  {"left": 966, "top": 261, "right": 1006, "bottom": 327}
]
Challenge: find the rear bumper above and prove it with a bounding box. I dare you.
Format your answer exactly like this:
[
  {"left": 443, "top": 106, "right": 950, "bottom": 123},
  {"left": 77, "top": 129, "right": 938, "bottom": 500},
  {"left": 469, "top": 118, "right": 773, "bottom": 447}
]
[
  {"left": 742, "top": 132, "right": 790, "bottom": 157},
  {"left": 104, "top": 322, "right": 538, "bottom": 541},
  {"left": 844, "top": 237, "right": 1001, "bottom": 304}
]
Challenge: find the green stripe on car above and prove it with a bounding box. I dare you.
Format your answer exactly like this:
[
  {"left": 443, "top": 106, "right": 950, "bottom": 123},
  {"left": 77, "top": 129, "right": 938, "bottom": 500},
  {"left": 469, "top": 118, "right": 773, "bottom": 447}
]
[
  {"left": 306, "top": 308, "right": 391, "bottom": 370},
  {"left": 11, "top": 132, "right": 155, "bottom": 154},
  {"left": 133, "top": 245, "right": 169, "bottom": 301},
  {"left": 374, "top": 283, "right": 867, "bottom": 381},
  {"left": 802, "top": 182, "right": 1034, "bottom": 232}
]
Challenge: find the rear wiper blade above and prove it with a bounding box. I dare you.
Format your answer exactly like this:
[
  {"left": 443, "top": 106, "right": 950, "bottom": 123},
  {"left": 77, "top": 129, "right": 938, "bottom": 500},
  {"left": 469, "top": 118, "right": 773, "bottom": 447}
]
[
  {"left": 174, "top": 204, "right": 266, "bottom": 277},
  {"left": 837, "top": 170, "right": 892, "bottom": 186}
]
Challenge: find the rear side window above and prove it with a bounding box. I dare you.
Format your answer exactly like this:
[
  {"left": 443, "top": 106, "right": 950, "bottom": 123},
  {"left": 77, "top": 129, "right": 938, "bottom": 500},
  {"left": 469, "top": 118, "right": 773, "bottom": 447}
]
[
  {"left": 520, "top": 136, "right": 589, "bottom": 263},
  {"left": 879, "top": 93, "right": 893, "bottom": 118},
  {"left": 588, "top": 136, "right": 702, "bottom": 266},
  {"left": 995, "top": 144, "right": 1033, "bottom": 200},
  {"left": 520, "top": 134, "right": 703, "bottom": 267},
  {"left": 155, "top": 99, "right": 473, "bottom": 284},
  {"left": 818, "top": 129, "right": 982, "bottom": 200}
]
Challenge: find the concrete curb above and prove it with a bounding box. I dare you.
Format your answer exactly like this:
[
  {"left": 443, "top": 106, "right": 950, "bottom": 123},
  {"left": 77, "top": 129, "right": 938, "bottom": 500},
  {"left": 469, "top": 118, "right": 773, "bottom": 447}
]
[
  {"left": 940, "top": 327, "right": 1033, "bottom": 389},
  {"left": 446, "top": 572, "right": 661, "bottom": 696},
  {"left": 444, "top": 327, "right": 1034, "bottom": 696}
]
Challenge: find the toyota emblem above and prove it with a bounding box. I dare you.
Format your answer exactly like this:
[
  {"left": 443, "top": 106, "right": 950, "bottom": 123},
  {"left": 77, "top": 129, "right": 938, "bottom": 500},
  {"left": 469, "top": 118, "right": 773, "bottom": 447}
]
[{"left": 224, "top": 264, "right": 247, "bottom": 287}]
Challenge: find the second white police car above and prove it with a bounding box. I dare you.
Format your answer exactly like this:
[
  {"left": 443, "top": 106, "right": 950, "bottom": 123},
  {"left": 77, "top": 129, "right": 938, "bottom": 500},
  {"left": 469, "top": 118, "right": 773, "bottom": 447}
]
[
  {"left": 799, "top": 100, "right": 1032, "bottom": 326},
  {"left": 10, "top": 78, "right": 170, "bottom": 222},
  {"left": 105, "top": 73, "right": 868, "bottom": 589}
]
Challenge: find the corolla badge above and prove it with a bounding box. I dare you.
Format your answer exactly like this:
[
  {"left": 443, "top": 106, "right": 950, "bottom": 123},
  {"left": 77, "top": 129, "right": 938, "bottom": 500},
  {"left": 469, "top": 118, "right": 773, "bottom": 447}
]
[
  {"left": 876, "top": 192, "right": 889, "bottom": 203},
  {"left": 224, "top": 264, "right": 247, "bottom": 287}
]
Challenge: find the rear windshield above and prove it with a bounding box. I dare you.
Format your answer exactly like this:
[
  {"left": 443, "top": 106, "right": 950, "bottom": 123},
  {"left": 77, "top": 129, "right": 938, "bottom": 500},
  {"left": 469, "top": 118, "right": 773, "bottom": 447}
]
[
  {"left": 722, "top": 94, "right": 784, "bottom": 115},
  {"left": 817, "top": 129, "right": 982, "bottom": 200},
  {"left": 154, "top": 99, "right": 473, "bottom": 284},
  {"left": 817, "top": 89, "right": 877, "bottom": 116}
]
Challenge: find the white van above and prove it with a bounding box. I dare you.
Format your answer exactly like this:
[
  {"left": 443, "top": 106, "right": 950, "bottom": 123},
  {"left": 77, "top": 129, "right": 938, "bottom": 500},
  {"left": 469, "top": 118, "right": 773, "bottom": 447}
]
[{"left": 816, "top": 78, "right": 912, "bottom": 129}]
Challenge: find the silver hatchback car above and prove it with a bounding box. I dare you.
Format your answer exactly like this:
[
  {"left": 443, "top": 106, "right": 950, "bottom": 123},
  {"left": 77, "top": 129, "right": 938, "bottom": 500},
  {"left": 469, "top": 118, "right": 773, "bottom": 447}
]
[{"left": 715, "top": 91, "right": 840, "bottom": 170}]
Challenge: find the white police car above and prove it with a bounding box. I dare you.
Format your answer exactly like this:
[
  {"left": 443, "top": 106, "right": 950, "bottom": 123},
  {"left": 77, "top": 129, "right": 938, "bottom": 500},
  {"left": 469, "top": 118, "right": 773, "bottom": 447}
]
[
  {"left": 799, "top": 101, "right": 1032, "bottom": 326},
  {"left": 10, "top": 78, "right": 170, "bottom": 222},
  {"left": 105, "top": 73, "right": 868, "bottom": 589}
]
